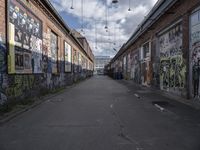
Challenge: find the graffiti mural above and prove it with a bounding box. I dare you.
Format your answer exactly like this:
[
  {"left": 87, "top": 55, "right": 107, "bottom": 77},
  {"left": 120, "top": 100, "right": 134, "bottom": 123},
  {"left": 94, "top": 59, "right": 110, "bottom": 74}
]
[
  {"left": 131, "top": 50, "right": 140, "bottom": 83},
  {"left": 0, "top": 37, "right": 6, "bottom": 73},
  {"left": 159, "top": 23, "right": 186, "bottom": 91},
  {"left": 0, "top": 74, "right": 8, "bottom": 105},
  {"left": 191, "top": 10, "right": 200, "bottom": 97},
  {"left": 8, "top": 0, "right": 43, "bottom": 74}
]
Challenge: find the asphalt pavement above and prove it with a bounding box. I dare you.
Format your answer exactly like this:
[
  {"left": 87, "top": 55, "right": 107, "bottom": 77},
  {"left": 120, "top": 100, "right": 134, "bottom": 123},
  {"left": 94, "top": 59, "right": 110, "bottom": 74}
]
[{"left": 0, "top": 75, "right": 200, "bottom": 150}]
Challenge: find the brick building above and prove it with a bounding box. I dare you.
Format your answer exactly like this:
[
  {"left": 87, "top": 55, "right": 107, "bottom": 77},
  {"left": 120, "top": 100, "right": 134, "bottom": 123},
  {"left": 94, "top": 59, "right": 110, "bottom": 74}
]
[
  {"left": 109, "top": 0, "right": 200, "bottom": 99},
  {"left": 0, "top": 0, "right": 94, "bottom": 106}
]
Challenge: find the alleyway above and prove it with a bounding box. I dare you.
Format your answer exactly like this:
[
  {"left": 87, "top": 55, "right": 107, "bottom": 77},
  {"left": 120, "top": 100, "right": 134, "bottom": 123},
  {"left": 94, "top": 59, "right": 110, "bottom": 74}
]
[{"left": 0, "top": 76, "right": 200, "bottom": 150}]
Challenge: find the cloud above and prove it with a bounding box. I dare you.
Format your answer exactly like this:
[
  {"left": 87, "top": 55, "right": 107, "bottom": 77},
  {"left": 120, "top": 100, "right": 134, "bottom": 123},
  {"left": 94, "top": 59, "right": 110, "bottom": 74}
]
[{"left": 51, "top": 0, "right": 158, "bottom": 57}]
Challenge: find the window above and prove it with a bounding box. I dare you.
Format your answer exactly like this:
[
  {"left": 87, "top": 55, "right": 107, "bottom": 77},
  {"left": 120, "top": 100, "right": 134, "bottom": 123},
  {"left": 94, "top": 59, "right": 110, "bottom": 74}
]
[
  {"left": 64, "top": 42, "right": 72, "bottom": 72},
  {"left": 141, "top": 41, "right": 151, "bottom": 61},
  {"left": 50, "top": 31, "right": 58, "bottom": 73}
]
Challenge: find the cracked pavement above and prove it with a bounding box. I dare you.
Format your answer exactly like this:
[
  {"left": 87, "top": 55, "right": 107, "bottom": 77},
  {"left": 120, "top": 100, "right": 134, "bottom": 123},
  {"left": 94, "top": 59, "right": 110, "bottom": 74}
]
[{"left": 0, "top": 76, "right": 200, "bottom": 150}]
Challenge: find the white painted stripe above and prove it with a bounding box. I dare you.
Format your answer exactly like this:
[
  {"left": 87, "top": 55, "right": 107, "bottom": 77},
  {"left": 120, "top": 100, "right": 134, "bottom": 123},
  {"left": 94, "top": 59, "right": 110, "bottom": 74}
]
[
  {"left": 134, "top": 94, "right": 140, "bottom": 98},
  {"left": 154, "top": 104, "right": 165, "bottom": 112}
]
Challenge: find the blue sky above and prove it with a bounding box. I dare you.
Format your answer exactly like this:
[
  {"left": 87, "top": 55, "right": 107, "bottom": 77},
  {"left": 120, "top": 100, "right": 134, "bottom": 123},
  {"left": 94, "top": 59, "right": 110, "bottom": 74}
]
[{"left": 51, "top": 0, "right": 158, "bottom": 57}]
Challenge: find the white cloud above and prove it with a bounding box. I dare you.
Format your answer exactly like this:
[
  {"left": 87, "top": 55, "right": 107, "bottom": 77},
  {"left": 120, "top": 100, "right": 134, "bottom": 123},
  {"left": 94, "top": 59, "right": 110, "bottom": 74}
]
[{"left": 51, "top": 0, "right": 158, "bottom": 57}]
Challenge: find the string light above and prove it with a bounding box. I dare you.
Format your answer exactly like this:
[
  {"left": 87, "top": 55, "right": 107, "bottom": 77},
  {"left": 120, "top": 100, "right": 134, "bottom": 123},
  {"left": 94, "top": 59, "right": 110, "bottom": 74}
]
[
  {"left": 70, "top": 0, "right": 74, "bottom": 9},
  {"left": 128, "top": 0, "right": 131, "bottom": 11},
  {"left": 105, "top": 0, "right": 108, "bottom": 30},
  {"left": 81, "top": 0, "right": 83, "bottom": 32}
]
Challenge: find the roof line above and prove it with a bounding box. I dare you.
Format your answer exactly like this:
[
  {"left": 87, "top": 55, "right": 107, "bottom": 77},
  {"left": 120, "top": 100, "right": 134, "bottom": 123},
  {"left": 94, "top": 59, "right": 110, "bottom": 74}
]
[
  {"left": 112, "top": 0, "right": 178, "bottom": 62},
  {"left": 38, "top": 0, "right": 94, "bottom": 62}
]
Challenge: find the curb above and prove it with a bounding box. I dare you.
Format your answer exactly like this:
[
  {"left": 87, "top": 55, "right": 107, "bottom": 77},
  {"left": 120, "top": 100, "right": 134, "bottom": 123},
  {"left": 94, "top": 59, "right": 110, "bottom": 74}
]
[
  {"left": 0, "top": 83, "right": 76, "bottom": 125},
  {"left": 156, "top": 90, "right": 200, "bottom": 110},
  {"left": 119, "top": 79, "right": 200, "bottom": 110}
]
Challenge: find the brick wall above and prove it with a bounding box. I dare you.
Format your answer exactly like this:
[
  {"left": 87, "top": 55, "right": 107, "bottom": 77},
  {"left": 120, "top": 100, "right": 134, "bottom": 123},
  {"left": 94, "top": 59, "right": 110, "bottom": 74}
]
[
  {"left": 0, "top": 0, "right": 94, "bottom": 106},
  {"left": 111, "top": 0, "right": 200, "bottom": 98}
]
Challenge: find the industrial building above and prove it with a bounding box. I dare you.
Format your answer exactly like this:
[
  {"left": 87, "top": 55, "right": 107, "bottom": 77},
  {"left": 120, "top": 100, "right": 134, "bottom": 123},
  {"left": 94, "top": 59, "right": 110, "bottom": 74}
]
[
  {"left": 0, "top": 0, "right": 94, "bottom": 106},
  {"left": 108, "top": 0, "right": 200, "bottom": 99}
]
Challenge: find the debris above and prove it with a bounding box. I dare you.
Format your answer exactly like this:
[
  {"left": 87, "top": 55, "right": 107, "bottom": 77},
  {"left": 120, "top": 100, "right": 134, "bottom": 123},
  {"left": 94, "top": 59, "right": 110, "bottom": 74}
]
[
  {"left": 154, "top": 104, "right": 165, "bottom": 112},
  {"left": 134, "top": 94, "right": 140, "bottom": 99}
]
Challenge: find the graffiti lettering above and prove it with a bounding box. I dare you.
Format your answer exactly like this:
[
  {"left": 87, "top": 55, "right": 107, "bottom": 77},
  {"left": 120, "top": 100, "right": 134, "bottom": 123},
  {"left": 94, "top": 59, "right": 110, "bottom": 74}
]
[{"left": 159, "top": 24, "right": 186, "bottom": 91}]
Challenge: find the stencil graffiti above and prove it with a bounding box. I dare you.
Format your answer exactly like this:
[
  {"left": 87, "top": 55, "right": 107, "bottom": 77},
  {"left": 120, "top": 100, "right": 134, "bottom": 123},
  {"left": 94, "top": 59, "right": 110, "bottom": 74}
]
[{"left": 159, "top": 24, "right": 186, "bottom": 90}]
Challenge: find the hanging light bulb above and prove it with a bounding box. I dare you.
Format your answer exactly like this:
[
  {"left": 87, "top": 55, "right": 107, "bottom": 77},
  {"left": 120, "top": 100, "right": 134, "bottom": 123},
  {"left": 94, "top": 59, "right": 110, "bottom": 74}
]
[
  {"left": 105, "top": 0, "right": 108, "bottom": 31},
  {"left": 112, "top": 0, "right": 119, "bottom": 3},
  {"left": 81, "top": 0, "right": 84, "bottom": 33},
  {"left": 70, "top": 0, "right": 74, "bottom": 9},
  {"left": 128, "top": 0, "right": 131, "bottom": 11}
]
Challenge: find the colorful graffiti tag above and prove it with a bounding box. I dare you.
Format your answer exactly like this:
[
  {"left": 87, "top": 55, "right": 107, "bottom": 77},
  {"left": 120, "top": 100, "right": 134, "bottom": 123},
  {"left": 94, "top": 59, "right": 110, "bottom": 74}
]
[{"left": 159, "top": 23, "right": 186, "bottom": 91}]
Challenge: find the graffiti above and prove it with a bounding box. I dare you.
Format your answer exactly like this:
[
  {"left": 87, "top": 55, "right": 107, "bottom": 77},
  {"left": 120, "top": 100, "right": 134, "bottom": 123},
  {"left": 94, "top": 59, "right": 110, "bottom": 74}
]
[
  {"left": 0, "top": 40, "right": 6, "bottom": 73},
  {"left": 6, "top": 75, "right": 35, "bottom": 97},
  {"left": 191, "top": 11, "right": 200, "bottom": 97},
  {"left": 131, "top": 50, "right": 140, "bottom": 83},
  {"left": 0, "top": 74, "right": 8, "bottom": 105},
  {"left": 8, "top": 0, "right": 43, "bottom": 74},
  {"left": 159, "top": 24, "right": 186, "bottom": 90},
  {"left": 127, "top": 53, "right": 131, "bottom": 73}
]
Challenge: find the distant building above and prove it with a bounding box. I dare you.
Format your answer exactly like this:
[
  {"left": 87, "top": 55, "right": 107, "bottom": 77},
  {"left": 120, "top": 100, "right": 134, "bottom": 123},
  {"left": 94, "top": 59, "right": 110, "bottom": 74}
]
[{"left": 95, "top": 56, "right": 111, "bottom": 75}]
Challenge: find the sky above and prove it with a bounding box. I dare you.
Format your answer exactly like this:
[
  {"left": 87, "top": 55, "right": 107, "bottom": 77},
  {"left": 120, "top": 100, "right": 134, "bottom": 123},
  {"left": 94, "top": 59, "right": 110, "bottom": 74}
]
[{"left": 51, "top": 0, "right": 158, "bottom": 57}]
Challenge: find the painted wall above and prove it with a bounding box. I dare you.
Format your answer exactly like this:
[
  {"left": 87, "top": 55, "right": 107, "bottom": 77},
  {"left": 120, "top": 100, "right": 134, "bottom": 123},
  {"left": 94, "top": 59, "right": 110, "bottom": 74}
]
[
  {"left": 0, "top": 0, "right": 94, "bottom": 106},
  {"left": 130, "top": 49, "right": 140, "bottom": 84},
  {"left": 109, "top": 0, "right": 200, "bottom": 99},
  {"left": 190, "top": 9, "right": 200, "bottom": 97},
  {"left": 159, "top": 23, "right": 186, "bottom": 92}
]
